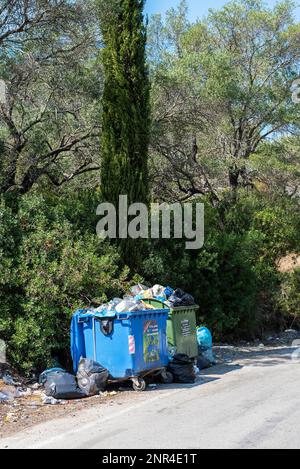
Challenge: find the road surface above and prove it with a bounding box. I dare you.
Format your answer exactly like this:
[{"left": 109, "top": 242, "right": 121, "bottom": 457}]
[{"left": 1, "top": 346, "right": 300, "bottom": 449}]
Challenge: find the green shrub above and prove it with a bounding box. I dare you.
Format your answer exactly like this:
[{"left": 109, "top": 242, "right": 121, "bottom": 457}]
[
  {"left": 276, "top": 270, "right": 300, "bottom": 328},
  {"left": 1, "top": 189, "right": 300, "bottom": 372},
  {"left": 1, "top": 194, "right": 127, "bottom": 374},
  {"left": 142, "top": 193, "right": 300, "bottom": 340}
]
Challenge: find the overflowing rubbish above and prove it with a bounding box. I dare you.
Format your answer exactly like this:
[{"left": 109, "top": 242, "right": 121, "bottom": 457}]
[
  {"left": 40, "top": 369, "right": 86, "bottom": 400},
  {"left": 76, "top": 358, "right": 109, "bottom": 396},
  {"left": 115, "top": 298, "right": 146, "bottom": 313},
  {"left": 130, "top": 284, "right": 149, "bottom": 296},
  {"left": 130, "top": 283, "right": 196, "bottom": 308},
  {"left": 83, "top": 297, "right": 156, "bottom": 319},
  {"left": 196, "top": 326, "right": 216, "bottom": 369},
  {"left": 0, "top": 283, "right": 215, "bottom": 421},
  {"left": 131, "top": 284, "right": 172, "bottom": 302},
  {"left": 168, "top": 289, "right": 195, "bottom": 307}
]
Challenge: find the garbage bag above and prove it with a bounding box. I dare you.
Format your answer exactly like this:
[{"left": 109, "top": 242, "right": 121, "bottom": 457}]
[
  {"left": 115, "top": 298, "right": 144, "bottom": 313},
  {"left": 152, "top": 284, "right": 166, "bottom": 299},
  {"left": 140, "top": 288, "right": 154, "bottom": 299},
  {"left": 39, "top": 368, "right": 66, "bottom": 385},
  {"left": 164, "top": 286, "right": 174, "bottom": 298},
  {"left": 196, "top": 327, "right": 213, "bottom": 350},
  {"left": 197, "top": 352, "right": 213, "bottom": 370},
  {"left": 93, "top": 299, "right": 120, "bottom": 317},
  {"left": 41, "top": 370, "right": 86, "bottom": 400},
  {"left": 197, "top": 347, "right": 216, "bottom": 369},
  {"left": 168, "top": 289, "right": 195, "bottom": 307},
  {"left": 107, "top": 298, "right": 122, "bottom": 312},
  {"left": 167, "top": 354, "right": 196, "bottom": 384},
  {"left": 77, "top": 358, "right": 109, "bottom": 396},
  {"left": 130, "top": 284, "right": 149, "bottom": 296},
  {"left": 196, "top": 327, "right": 216, "bottom": 369}
]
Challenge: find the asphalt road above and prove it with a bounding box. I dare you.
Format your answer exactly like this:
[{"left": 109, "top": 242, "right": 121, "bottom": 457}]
[{"left": 1, "top": 346, "right": 300, "bottom": 449}]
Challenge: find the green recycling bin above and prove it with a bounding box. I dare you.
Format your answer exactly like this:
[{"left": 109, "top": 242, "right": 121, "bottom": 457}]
[{"left": 143, "top": 299, "right": 199, "bottom": 358}]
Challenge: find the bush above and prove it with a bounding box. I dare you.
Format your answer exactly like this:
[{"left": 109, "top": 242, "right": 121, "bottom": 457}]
[
  {"left": 142, "top": 193, "right": 300, "bottom": 340},
  {"left": 1, "top": 194, "right": 128, "bottom": 374},
  {"left": 276, "top": 270, "right": 300, "bottom": 328},
  {"left": 1, "top": 189, "right": 300, "bottom": 371},
  {"left": 0, "top": 201, "right": 22, "bottom": 342}
]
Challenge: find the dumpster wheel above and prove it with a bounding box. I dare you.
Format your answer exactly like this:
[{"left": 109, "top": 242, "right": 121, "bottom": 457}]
[
  {"left": 132, "top": 377, "right": 146, "bottom": 392},
  {"left": 161, "top": 370, "right": 174, "bottom": 384}
]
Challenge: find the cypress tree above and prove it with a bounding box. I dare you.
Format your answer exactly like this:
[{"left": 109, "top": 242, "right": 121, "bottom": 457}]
[{"left": 100, "top": 0, "right": 150, "bottom": 208}]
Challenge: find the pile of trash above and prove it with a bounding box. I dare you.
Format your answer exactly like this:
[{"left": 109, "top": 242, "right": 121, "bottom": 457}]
[
  {"left": 38, "top": 358, "right": 109, "bottom": 404},
  {"left": 2, "top": 284, "right": 215, "bottom": 411},
  {"left": 0, "top": 368, "right": 42, "bottom": 406},
  {"left": 79, "top": 296, "right": 156, "bottom": 319},
  {"left": 130, "top": 283, "right": 196, "bottom": 307},
  {"left": 75, "top": 284, "right": 196, "bottom": 319}
]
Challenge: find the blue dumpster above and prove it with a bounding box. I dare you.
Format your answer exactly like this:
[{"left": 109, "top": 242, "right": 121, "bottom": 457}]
[{"left": 71, "top": 308, "right": 171, "bottom": 391}]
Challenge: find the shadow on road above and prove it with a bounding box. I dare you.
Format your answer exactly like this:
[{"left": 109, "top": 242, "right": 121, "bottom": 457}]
[
  {"left": 215, "top": 345, "right": 296, "bottom": 368},
  {"left": 110, "top": 346, "right": 297, "bottom": 394}
]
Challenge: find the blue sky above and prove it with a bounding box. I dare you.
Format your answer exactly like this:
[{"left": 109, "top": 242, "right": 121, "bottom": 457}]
[{"left": 145, "top": 0, "right": 300, "bottom": 21}]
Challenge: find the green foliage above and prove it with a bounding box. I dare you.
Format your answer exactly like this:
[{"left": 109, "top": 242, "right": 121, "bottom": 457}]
[
  {"left": 4, "top": 189, "right": 299, "bottom": 372},
  {"left": 0, "top": 202, "right": 22, "bottom": 341},
  {"left": 1, "top": 0, "right": 300, "bottom": 375},
  {"left": 0, "top": 194, "right": 127, "bottom": 374},
  {"left": 142, "top": 193, "right": 300, "bottom": 340},
  {"left": 277, "top": 270, "right": 300, "bottom": 324}
]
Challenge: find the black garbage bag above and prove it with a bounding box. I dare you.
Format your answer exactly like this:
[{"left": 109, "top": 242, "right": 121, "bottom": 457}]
[
  {"left": 197, "top": 353, "right": 213, "bottom": 370},
  {"left": 197, "top": 344, "right": 216, "bottom": 370},
  {"left": 76, "top": 358, "right": 109, "bottom": 396},
  {"left": 168, "top": 289, "right": 195, "bottom": 307},
  {"left": 167, "top": 354, "right": 196, "bottom": 384},
  {"left": 41, "top": 370, "right": 86, "bottom": 400}
]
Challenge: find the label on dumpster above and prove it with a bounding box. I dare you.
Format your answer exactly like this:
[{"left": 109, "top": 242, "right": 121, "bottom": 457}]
[
  {"left": 143, "top": 320, "right": 160, "bottom": 363},
  {"left": 181, "top": 319, "right": 191, "bottom": 337},
  {"left": 128, "top": 335, "right": 135, "bottom": 355}
]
